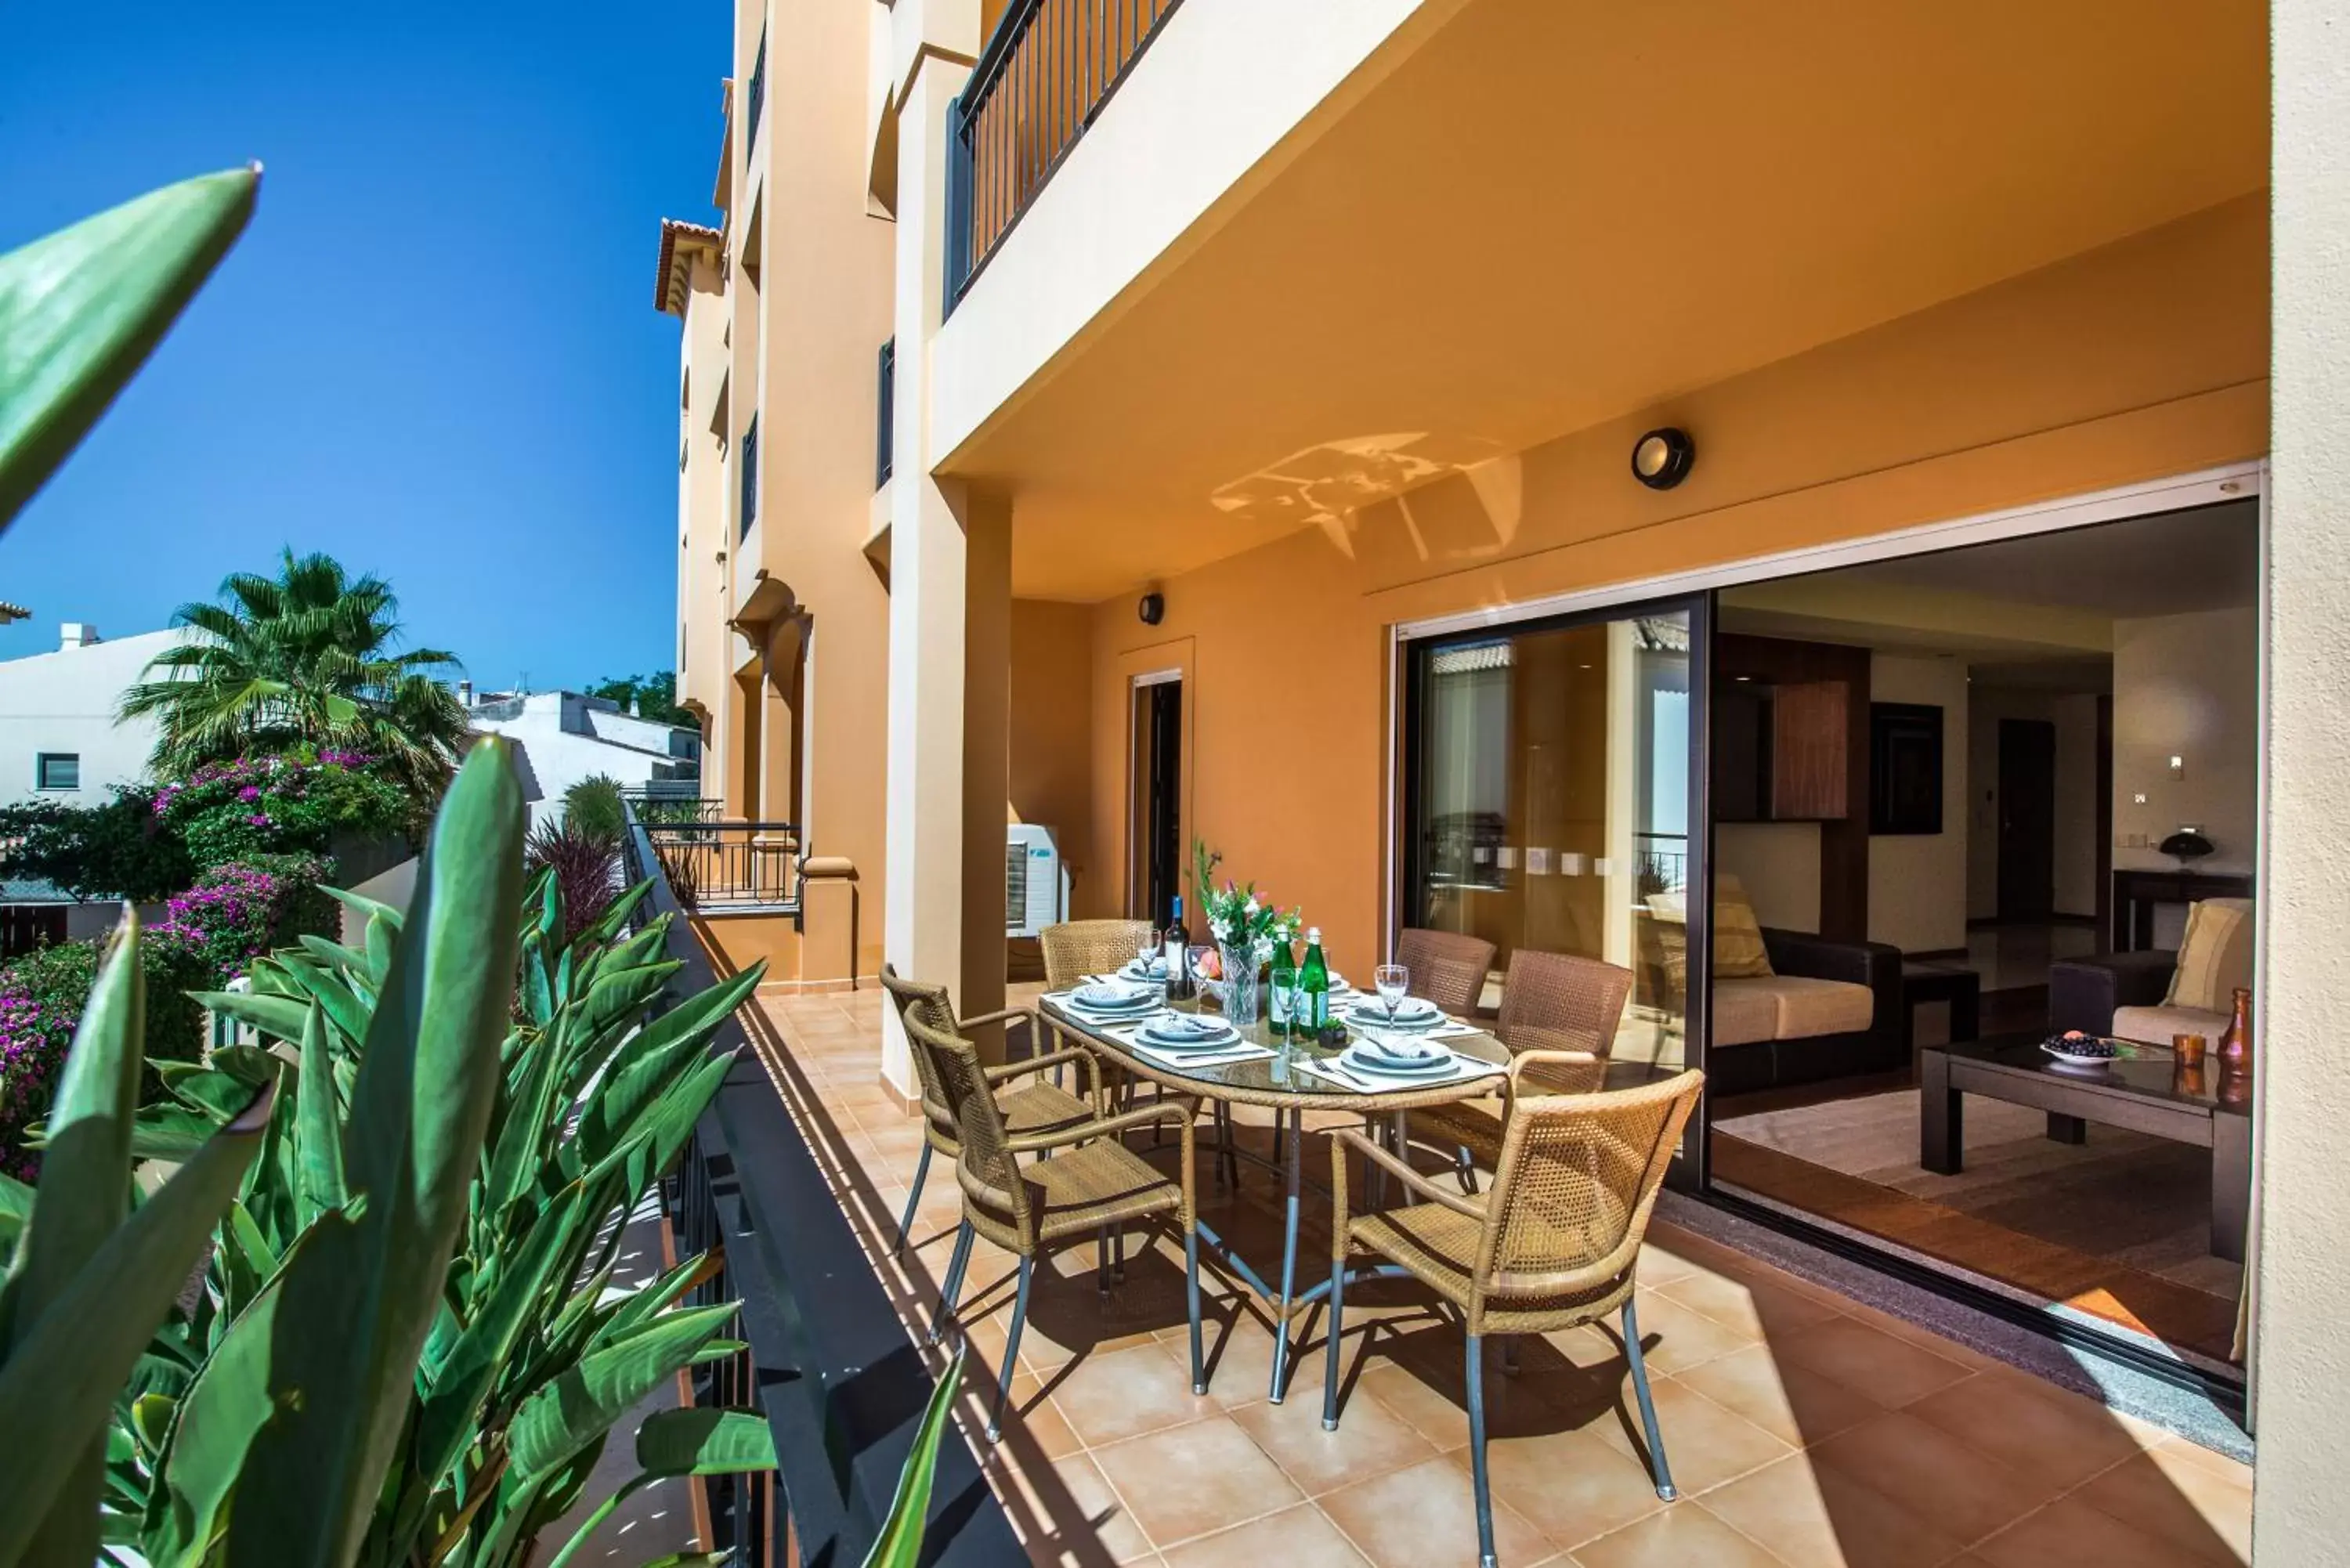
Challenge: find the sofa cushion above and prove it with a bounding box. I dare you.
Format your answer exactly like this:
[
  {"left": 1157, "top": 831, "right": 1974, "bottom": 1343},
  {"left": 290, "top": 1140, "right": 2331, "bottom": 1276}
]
[
  {"left": 2113, "top": 1003, "right": 2229, "bottom": 1047},
  {"left": 2164, "top": 898, "right": 2255, "bottom": 1012},
  {"left": 1713, "top": 981, "right": 1781, "bottom": 1047},
  {"left": 1744, "top": 974, "right": 1876, "bottom": 1039},
  {"left": 1651, "top": 875, "right": 1776, "bottom": 979}
]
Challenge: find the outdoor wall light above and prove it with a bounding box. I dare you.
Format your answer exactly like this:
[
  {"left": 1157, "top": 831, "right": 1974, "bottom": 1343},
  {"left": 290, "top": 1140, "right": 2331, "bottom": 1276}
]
[
  {"left": 1631, "top": 427, "right": 1696, "bottom": 490},
  {"left": 1137, "top": 591, "right": 1166, "bottom": 626}
]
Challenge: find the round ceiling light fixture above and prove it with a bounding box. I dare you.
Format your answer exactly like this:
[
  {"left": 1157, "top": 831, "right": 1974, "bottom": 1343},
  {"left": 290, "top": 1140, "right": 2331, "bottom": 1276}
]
[
  {"left": 1631, "top": 427, "right": 1695, "bottom": 490},
  {"left": 1137, "top": 591, "right": 1166, "bottom": 626}
]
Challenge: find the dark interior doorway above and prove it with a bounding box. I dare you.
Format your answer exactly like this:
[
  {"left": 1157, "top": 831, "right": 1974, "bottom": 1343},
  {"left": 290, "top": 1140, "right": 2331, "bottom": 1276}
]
[
  {"left": 1997, "top": 717, "right": 2058, "bottom": 922},
  {"left": 1132, "top": 678, "right": 1182, "bottom": 923}
]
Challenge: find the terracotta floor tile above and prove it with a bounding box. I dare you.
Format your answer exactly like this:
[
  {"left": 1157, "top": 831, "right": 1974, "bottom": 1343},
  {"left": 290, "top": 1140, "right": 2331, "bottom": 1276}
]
[
  {"left": 1671, "top": 1345, "right": 1884, "bottom": 1449},
  {"left": 995, "top": 1371, "right": 1085, "bottom": 1461},
  {"left": 1580, "top": 1376, "right": 1793, "bottom": 1495},
  {"left": 1700, "top": 1454, "right": 1966, "bottom": 1568},
  {"left": 1462, "top": 1424, "right": 1672, "bottom": 1548},
  {"left": 1902, "top": 1367, "right": 2151, "bottom": 1490},
  {"left": 2070, "top": 1448, "right": 2251, "bottom": 1566},
  {"left": 1768, "top": 1317, "right": 1979, "bottom": 1409},
  {"left": 1318, "top": 1456, "right": 1558, "bottom": 1568},
  {"left": 1976, "top": 1495, "right": 2231, "bottom": 1568},
  {"left": 1091, "top": 1414, "right": 1306, "bottom": 1548},
  {"left": 1231, "top": 1378, "right": 1439, "bottom": 1496},
  {"left": 1808, "top": 1410, "right": 2064, "bottom": 1547},
  {"left": 1618, "top": 1288, "right": 1761, "bottom": 1375},
  {"left": 1160, "top": 1504, "right": 1372, "bottom": 1568},
  {"left": 1570, "top": 1499, "right": 1788, "bottom": 1568},
  {"left": 1050, "top": 1342, "right": 1223, "bottom": 1448},
  {"left": 1654, "top": 1267, "right": 1849, "bottom": 1339},
  {"left": 992, "top": 1451, "right": 1157, "bottom": 1565},
  {"left": 2153, "top": 1434, "right": 2256, "bottom": 1488},
  {"left": 1350, "top": 1349, "right": 1578, "bottom": 1454}
]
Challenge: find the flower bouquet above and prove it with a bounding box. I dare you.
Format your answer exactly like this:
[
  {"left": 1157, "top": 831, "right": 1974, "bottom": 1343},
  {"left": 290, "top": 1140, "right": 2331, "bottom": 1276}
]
[{"left": 1191, "top": 840, "right": 1300, "bottom": 1027}]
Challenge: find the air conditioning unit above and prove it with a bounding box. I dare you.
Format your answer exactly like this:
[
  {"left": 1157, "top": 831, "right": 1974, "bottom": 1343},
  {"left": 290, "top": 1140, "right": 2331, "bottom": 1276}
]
[{"left": 1006, "top": 824, "right": 1070, "bottom": 938}]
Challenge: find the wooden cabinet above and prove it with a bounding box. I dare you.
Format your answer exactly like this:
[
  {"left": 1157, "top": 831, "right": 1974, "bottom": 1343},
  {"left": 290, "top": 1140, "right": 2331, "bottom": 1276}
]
[{"left": 1773, "top": 680, "right": 1849, "bottom": 819}]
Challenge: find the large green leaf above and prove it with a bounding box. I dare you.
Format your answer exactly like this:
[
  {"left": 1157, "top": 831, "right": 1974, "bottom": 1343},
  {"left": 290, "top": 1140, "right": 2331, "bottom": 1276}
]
[
  {"left": 292, "top": 1004, "right": 345, "bottom": 1229},
  {"left": 2, "top": 919, "right": 146, "bottom": 1567},
  {"left": 0, "top": 167, "right": 257, "bottom": 531},
  {"left": 862, "top": 1348, "right": 966, "bottom": 1568},
  {"left": 505, "top": 1302, "right": 739, "bottom": 1488},
  {"left": 211, "top": 741, "right": 526, "bottom": 1568},
  {"left": 0, "top": 1080, "right": 272, "bottom": 1566},
  {"left": 187, "top": 988, "right": 311, "bottom": 1049},
  {"left": 544, "top": 1408, "right": 776, "bottom": 1568}
]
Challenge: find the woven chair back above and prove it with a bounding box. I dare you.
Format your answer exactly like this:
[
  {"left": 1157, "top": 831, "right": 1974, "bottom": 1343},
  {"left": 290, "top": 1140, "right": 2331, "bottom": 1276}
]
[
  {"left": 1496, "top": 950, "right": 1635, "bottom": 1082},
  {"left": 879, "top": 963, "right": 959, "bottom": 1137},
  {"left": 1041, "top": 919, "right": 1152, "bottom": 991},
  {"left": 1396, "top": 927, "right": 1497, "bottom": 1017},
  {"left": 1477, "top": 1069, "right": 1702, "bottom": 1298},
  {"left": 903, "top": 1010, "right": 1034, "bottom": 1240}
]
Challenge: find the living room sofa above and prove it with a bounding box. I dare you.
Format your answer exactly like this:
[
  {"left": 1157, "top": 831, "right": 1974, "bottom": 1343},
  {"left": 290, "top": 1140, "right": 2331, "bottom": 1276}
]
[
  {"left": 1708, "top": 929, "right": 1905, "bottom": 1096},
  {"left": 2048, "top": 897, "right": 2254, "bottom": 1045}
]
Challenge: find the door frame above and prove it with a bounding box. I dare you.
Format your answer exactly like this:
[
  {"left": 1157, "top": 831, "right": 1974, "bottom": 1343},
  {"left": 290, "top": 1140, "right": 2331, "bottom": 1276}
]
[
  {"left": 1128, "top": 669, "right": 1184, "bottom": 922},
  {"left": 1123, "top": 660, "right": 1188, "bottom": 919}
]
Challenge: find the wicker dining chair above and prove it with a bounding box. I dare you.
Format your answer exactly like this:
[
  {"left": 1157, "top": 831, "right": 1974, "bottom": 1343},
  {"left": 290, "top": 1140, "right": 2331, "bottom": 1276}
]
[
  {"left": 908, "top": 1010, "right": 1209, "bottom": 1438},
  {"left": 1412, "top": 949, "right": 1636, "bottom": 1179},
  {"left": 1323, "top": 1063, "right": 1705, "bottom": 1568},
  {"left": 1040, "top": 919, "right": 1155, "bottom": 991},
  {"left": 878, "top": 965, "right": 1099, "bottom": 1255},
  {"left": 1397, "top": 927, "right": 1498, "bottom": 1017}
]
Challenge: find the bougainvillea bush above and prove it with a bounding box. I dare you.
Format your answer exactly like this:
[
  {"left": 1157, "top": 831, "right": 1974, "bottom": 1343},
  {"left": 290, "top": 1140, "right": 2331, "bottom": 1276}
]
[
  {"left": 0, "top": 853, "right": 330, "bottom": 1179},
  {"left": 151, "top": 746, "right": 413, "bottom": 867}
]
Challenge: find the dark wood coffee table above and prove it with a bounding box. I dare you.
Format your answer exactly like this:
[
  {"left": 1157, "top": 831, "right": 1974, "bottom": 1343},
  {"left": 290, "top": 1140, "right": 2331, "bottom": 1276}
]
[{"left": 1919, "top": 1033, "right": 2251, "bottom": 1263}]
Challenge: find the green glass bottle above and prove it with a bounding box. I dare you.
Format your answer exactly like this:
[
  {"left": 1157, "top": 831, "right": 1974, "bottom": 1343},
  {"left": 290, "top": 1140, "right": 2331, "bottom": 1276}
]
[
  {"left": 1268, "top": 924, "right": 1298, "bottom": 1039},
  {"left": 1300, "top": 927, "right": 1330, "bottom": 1033}
]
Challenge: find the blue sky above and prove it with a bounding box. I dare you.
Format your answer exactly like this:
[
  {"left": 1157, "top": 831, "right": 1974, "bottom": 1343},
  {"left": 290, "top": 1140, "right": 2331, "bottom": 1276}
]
[{"left": 0, "top": 2, "right": 726, "bottom": 690}]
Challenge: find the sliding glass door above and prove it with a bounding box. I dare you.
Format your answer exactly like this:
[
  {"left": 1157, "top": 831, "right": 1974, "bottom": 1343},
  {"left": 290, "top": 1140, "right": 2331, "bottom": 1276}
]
[{"left": 1403, "top": 596, "right": 1712, "bottom": 1183}]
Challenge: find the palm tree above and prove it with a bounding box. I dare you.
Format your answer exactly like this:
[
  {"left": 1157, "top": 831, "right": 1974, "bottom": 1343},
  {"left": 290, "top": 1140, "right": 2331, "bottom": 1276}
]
[{"left": 121, "top": 548, "right": 468, "bottom": 799}]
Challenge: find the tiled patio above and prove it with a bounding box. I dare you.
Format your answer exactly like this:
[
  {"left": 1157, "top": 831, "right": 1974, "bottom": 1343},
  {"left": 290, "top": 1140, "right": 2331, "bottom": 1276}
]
[{"left": 747, "top": 985, "right": 2252, "bottom": 1568}]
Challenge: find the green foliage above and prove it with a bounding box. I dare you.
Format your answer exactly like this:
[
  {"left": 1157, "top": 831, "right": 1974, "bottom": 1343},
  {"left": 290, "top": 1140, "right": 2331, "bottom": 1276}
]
[
  {"left": 0, "top": 919, "right": 273, "bottom": 1564},
  {"left": 29, "top": 740, "right": 778, "bottom": 1567},
  {"left": 863, "top": 1346, "right": 965, "bottom": 1568},
  {"left": 154, "top": 747, "right": 414, "bottom": 868},
  {"left": 0, "top": 789, "right": 193, "bottom": 902},
  {"left": 562, "top": 774, "right": 627, "bottom": 844},
  {"left": 120, "top": 549, "right": 469, "bottom": 803},
  {"left": 585, "top": 670, "right": 692, "bottom": 728},
  {"left": 0, "top": 167, "right": 257, "bottom": 533}
]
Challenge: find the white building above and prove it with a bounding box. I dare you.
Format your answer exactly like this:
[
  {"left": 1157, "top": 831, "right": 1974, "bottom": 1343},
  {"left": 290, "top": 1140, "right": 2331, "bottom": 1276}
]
[
  {"left": 0, "top": 623, "right": 175, "bottom": 807},
  {"left": 460, "top": 688, "right": 701, "bottom": 826}
]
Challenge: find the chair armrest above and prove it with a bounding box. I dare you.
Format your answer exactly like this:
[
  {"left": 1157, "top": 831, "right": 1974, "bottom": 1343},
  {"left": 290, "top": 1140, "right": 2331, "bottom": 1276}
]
[
  {"left": 1329, "top": 1126, "right": 1487, "bottom": 1222},
  {"left": 1507, "top": 1050, "right": 1603, "bottom": 1099},
  {"left": 1762, "top": 929, "right": 1898, "bottom": 990},
  {"left": 1018, "top": 1102, "right": 1198, "bottom": 1218},
  {"left": 985, "top": 1046, "right": 1100, "bottom": 1103},
  {"left": 2048, "top": 951, "right": 2177, "bottom": 1036}
]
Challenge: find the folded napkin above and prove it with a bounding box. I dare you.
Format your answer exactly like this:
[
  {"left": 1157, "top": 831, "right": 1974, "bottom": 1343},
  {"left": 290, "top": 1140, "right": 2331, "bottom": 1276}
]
[
  {"left": 1295, "top": 1053, "right": 1508, "bottom": 1093},
  {"left": 1124, "top": 1038, "right": 1275, "bottom": 1071}
]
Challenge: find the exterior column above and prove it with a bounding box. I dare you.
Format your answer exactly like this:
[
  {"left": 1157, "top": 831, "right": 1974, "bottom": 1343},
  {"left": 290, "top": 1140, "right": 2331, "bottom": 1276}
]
[
  {"left": 961, "top": 490, "right": 1011, "bottom": 1050},
  {"left": 2254, "top": 0, "right": 2350, "bottom": 1548},
  {"left": 881, "top": 43, "right": 976, "bottom": 1099}
]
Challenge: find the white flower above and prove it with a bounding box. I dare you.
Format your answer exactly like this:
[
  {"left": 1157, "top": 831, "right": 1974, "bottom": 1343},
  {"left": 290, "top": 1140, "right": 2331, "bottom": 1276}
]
[{"left": 1243, "top": 897, "right": 1260, "bottom": 916}]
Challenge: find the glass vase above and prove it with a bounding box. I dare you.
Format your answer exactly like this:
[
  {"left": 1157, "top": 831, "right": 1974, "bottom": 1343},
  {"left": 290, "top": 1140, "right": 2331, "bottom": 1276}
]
[{"left": 1219, "top": 941, "right": 1262, "bottom": 1028}]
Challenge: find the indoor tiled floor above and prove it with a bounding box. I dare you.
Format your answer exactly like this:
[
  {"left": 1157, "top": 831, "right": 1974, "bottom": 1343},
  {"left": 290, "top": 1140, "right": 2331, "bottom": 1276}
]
[{"left": 745, "top": 984, "right": 2252, "bottom": 1568}]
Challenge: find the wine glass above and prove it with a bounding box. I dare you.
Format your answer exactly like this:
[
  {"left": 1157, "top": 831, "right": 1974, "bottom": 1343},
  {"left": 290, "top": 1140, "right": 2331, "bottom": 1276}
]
[
  {"left": 1137, "top": 929, "right": 1162, "bottom": 985},
  {"left": 1375, "top": 963, "right": 1409, "bottom": 1024}
]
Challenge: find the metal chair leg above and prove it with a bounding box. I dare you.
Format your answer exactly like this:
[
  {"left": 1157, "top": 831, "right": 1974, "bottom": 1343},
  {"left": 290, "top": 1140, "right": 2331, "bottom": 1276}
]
[
  {"left": 1112, "top": 1225, "right": 1126, "bottom": 1283},
  {"left": 895, "top": 1142, "right": 933, "bottom": 1256},
  {"left": 1466, "top": 1333, "right": 1498, "bottom": 1568},
  {"left": 929, "top": 1220, "right": 974, "bottom": 1345},
  {"left": 1500, "top": 1335, "right": 1520, "bottom": 1375},
  {"left": 1097, "top": 1226, "right": 1112, "bottom": 1295},
  {"left": 1321, "top": 1258, "right": 1347, "bottom": 1431},
  {"left": 1184, "top": 1225, "right": 1206, "bottom": 1395},
  {"left": 1455, "top": 1143, "right": 1481, "bottom": 1195},
  {"left": 1622, "top": 1297, "right": 1677, "bottom": 1501},
  {"left": 989, "top": 1255, "right": 1035, "bottom": 1440}
]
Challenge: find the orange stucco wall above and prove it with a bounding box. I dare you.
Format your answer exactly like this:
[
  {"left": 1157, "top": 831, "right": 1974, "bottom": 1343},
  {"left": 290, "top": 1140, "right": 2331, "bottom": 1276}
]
[
  {"left": 1081, "top": 194, "right": 2268, "bottom": 974},
  {"left": 1010, "top": 599, "right": 1098, "bottom": 896}
]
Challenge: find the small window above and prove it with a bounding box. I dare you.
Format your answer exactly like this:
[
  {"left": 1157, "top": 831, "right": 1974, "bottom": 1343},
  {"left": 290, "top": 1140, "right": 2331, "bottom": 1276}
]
[{"left": 35, "top": 753, "right": 79, "bottom": 791}]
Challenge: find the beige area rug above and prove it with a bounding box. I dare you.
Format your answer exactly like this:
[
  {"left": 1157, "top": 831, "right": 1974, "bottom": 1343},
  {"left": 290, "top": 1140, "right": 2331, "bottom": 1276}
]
[{"left": 1716, "top": 1090, "right": 2243, "bottom": 1300}]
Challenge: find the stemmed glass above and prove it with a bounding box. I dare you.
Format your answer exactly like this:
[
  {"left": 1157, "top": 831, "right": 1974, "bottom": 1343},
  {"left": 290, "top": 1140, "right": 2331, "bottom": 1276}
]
[
  {"left": 1375, "top": 963, "right": 1409, "bottom": 1025},
  {"left": 1137, "top": 930, "right": 1163, "bottom": 988}
]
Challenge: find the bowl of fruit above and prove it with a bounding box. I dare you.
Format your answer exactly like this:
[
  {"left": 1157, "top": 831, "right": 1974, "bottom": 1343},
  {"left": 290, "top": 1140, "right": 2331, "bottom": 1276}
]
[{"left": 2041, "top": 1029, "right": 2126, "bottom": 1071}]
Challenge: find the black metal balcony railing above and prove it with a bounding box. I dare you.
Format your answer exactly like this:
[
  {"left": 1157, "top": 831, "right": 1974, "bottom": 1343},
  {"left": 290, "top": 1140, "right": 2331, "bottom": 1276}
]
[
  {"left": 746, "top": 28, "right": 767, "bottom": 143},
  {"left": 620, "top": 808, "right": 1023, "bottom": 1567},
  {"left": 739, "top": 411, "right": 760, "bottom": 540},
  {"left": 643, "top": 818, "right": 802, "bottom": 912},
  {"left": 946, "top": 0, "right": 1186, "bottom": 301},
  {"left": 875, "top": 337, "right": 895, "bottom": 489},
  {"left": 620, "top": 786, "right": 725, "bottom": 825}
]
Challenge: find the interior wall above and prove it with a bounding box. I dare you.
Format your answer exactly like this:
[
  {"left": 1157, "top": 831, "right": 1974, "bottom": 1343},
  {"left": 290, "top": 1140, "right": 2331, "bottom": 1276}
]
[
  {"left": 1965, "top": 686, "right": 2102, "bottom": 922},
  {"left": 1073, "top": 200, "right": 2265, "bottom": 985},
  {"left": 1716, "top": 823, "right": 1823, "bottom": 933},
  {"left": 1009, "top": 600, "right": 1097, "bottom": 898},
  {"left": 2113, "top": 606, "right": 2259, "bottom": 879},
  {"left": 1867, "top": 653, "right": 1971, "bottom": 954}
]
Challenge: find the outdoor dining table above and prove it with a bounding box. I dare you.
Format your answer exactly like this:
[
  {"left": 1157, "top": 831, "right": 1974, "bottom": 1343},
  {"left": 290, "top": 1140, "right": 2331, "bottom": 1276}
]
[{"left": 1037, "top": 990, "right": 1674, "bottom": 1402}]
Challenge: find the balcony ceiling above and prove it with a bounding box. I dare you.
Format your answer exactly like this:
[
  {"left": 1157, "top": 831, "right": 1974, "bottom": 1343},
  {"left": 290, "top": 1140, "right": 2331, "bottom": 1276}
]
[{"left": 942, "top": 0, "right": 2268, "bottom": 602}]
